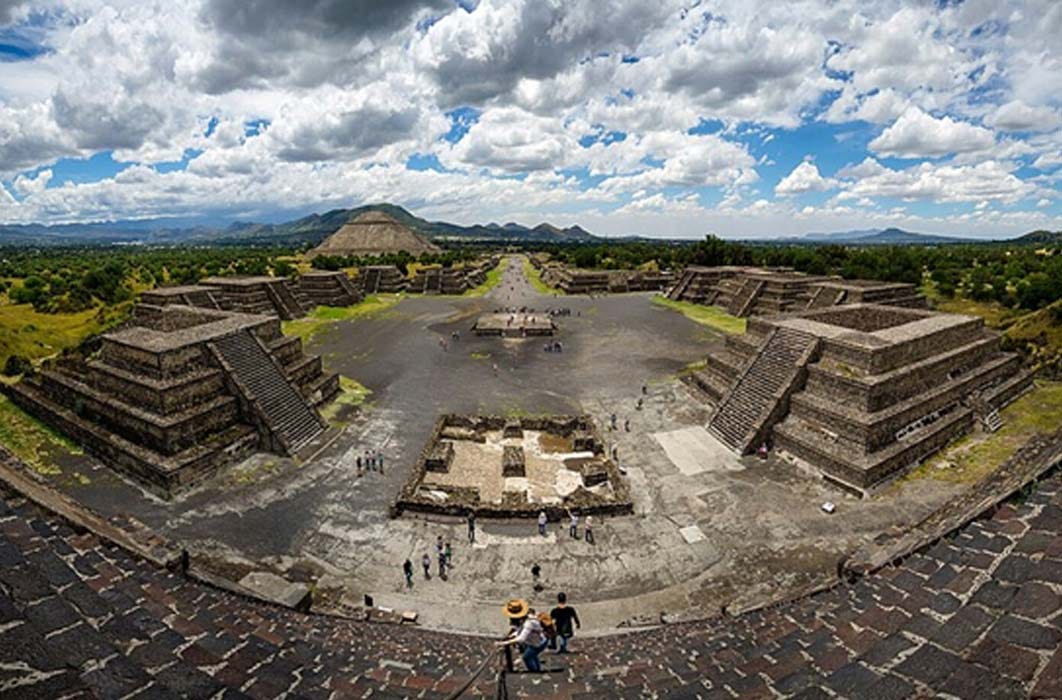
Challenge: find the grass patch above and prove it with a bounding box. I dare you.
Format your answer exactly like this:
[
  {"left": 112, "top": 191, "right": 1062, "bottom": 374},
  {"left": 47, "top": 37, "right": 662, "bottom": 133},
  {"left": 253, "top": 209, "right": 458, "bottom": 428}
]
[
  {"left": 320, "top": 375, "right": 372, "bottom": 420},
  {"left": 903, "top": 380, "right": 1062, "bottom": 485},
  {"left": 650, "top": 296, "right": 746, "bottom": 335},
  {"left": 0, "top": 302, "right": 130, "bottom": 368},
  {"left": 920, "top": 281, "right": 1022, "bottom": 329},
  {"left": 522, "top": 257, "right": 559, "bottom": 296},
  {"left": 282, "top": 294, "right": 403, "bottom": 343},
  {"left": 0, "top": 392, "right": 81, "bottom": 476},
  {"left": 463, "top": 262, "right": 505, "bottom": 298},
  {"left": 469, "top": 351, "right": 491, "bottom": 360}
]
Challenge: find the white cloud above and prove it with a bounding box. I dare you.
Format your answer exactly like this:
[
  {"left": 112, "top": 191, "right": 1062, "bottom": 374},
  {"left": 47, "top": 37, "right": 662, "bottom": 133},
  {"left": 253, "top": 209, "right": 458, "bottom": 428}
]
[
  {"left": 11, "top": 168, "right": 52, "bottom": 196},
  {"left": 843, "top": 159, "right": 1034, "bottom": 204},
  {"left": 987, "top": 100, "right": 1062, "bottom": 132},
  {"left": 775, "top": 161, "right": 835, "bottom": 196},
  {"left": 869, "top": 107, "right": 996, "bottom": 158}
]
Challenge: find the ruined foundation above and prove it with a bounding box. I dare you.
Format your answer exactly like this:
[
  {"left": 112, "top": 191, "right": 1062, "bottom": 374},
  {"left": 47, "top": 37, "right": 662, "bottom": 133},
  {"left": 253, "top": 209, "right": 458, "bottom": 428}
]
[
  {"left": 472, "top": 313, "right": 556, "bottom": 337},
  {"left": 296, "top": 270, "right": 363, "bottom": 308},
  {"left": 393, "top": 415, "right": 633, "bottom": 518}
]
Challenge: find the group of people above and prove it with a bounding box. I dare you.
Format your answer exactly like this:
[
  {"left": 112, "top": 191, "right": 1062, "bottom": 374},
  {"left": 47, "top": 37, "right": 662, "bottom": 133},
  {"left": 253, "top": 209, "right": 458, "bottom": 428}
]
[
  {"left": 403, "top": 535, "right": 454, "bottom": 587},
  {"left": 355, "top": 450, "right": 385, "bottom": 476},
  {"left": 498, "top": 593, "right": 582, "bottom": 672},
  {"left": 542, "top": 340, "right": 563, "bottom": 353},
  {"left": 537, "top": 509, "right": 595, "bottom": 545}
]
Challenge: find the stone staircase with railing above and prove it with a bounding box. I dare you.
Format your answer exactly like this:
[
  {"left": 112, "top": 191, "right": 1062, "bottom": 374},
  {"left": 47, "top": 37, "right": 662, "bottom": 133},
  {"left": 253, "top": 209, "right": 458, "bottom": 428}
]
[
  {"left": 708, "top": 327, "right": 819, "bottom": 453},
  {"left": 210, "top": 331, "right": 324, "bottom": 455},
  {"left": 727, "top": 277, "right": 765, "bottom": 317}
]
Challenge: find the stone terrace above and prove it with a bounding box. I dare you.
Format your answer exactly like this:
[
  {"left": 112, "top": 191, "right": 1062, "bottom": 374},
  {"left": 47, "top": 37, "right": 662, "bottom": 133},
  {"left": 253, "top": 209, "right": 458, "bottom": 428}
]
[{"left": 2, "top": 459, "right": 1061, "bottom": 698}]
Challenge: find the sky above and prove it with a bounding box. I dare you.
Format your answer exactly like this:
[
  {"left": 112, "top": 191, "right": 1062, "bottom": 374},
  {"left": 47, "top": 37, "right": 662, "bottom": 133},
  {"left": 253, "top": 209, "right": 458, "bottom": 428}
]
[{"left": 0, "top": 1, "right": 1061, "bottom": 240}]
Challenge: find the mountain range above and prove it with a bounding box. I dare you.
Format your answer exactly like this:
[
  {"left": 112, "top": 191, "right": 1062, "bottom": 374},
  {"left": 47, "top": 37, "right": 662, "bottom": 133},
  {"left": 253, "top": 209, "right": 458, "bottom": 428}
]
[
  {"left": 0, "top": 203, "right": 598, "bottom": 247},
  {"left": 0, "top": 206, "right": 1057, "bottom": 247}
]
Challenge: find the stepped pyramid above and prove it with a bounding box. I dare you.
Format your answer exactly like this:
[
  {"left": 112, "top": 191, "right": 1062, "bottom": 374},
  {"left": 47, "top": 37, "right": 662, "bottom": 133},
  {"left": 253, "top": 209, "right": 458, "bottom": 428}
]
[{"left": 308, "top": 210, "right": 441, "bottom": 258}]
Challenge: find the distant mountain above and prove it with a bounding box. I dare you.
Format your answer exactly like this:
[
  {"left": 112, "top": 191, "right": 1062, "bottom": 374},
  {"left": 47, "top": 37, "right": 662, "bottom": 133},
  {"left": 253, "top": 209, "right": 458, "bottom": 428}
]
[
  {"left": 1015, "top": 230, "right": 1062, "bottom": 244},
  {"left": 0, "top": 203, "right": 599, "bottom": 247},
  {"left": 799, "top": 227, "right": 974, "bottom": 245}
]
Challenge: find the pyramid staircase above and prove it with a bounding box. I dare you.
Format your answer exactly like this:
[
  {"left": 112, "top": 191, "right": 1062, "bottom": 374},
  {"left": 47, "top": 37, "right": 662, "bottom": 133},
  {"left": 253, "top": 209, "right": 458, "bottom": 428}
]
[
  {"left": 262, "top": 280, "right": 306, "bottom": 320},
  {"left": 806, "top": 286, "right": 846, "bottom": 310},
  {"left": 210, "top": 331, "right": 324, "bottom": 454},
  {"left": 727, "top": 278, "right": 765, "bottom": 317},
  {"left": 668, "top": 269, "right": 695, "bottom": 300},
  {"left": 708, "top": 328, "right": 819, "bottom": 453}
]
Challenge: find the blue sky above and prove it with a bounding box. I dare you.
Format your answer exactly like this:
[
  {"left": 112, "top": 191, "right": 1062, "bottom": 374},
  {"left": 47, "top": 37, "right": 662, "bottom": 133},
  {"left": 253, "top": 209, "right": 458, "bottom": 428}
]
[{"left": 0, "top": 0, "right": 1060, "bottom": 239}]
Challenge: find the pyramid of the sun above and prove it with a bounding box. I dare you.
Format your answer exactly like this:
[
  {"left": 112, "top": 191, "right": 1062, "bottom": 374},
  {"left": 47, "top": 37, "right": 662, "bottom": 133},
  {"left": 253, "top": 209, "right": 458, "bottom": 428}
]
[{"left": 308, "top": 211, "right": 441, "bottom": 258}]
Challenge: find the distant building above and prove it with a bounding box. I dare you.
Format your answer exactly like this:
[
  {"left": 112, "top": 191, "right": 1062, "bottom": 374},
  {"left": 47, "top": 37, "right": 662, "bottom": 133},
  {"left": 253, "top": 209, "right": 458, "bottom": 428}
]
[{"left": 308, "top": 211, "right": 441, "bottom": 259}]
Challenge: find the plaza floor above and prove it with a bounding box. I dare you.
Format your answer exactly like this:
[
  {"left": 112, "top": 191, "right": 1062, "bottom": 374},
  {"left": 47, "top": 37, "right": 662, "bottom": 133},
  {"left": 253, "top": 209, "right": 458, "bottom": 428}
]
[{"left": 34, "top": 257, "right": 962, "bottom": 634}]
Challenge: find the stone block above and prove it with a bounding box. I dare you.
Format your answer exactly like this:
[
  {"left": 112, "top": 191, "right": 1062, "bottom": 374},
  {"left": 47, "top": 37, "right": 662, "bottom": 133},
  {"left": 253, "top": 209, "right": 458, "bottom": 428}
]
[{"left": 238, "top": 572, "right": 312, "bottom": 612}]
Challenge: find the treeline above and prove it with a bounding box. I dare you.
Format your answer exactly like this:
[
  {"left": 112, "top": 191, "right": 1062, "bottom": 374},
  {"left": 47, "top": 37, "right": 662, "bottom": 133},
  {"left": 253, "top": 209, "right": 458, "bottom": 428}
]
[
  {"left": 310, "top": 248, "right": 486, "bottom": 273},
  {"left": 0, "top": 245, "right": 298, "bottom": 313},
  {"left": 538, "top": 237, "right": 1062, "bottom": 312}
]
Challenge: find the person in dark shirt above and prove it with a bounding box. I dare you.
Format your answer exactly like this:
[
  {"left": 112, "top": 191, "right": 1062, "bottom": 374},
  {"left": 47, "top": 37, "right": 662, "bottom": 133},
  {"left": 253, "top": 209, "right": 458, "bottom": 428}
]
[{"left": 550, "top": 592, "right": 581, "bottom": 654}]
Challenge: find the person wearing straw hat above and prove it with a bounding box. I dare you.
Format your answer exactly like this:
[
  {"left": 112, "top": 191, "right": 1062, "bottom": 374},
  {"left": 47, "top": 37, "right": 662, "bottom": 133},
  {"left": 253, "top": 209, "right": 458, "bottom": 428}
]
[{"left": 497, "top": 599, "right": 547, "bottom": 672}]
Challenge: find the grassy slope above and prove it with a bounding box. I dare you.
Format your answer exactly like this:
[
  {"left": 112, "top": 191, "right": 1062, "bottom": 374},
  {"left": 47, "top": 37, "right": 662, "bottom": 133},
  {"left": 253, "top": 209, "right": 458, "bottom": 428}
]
[
  {"left": 461, "top": 262, "right": 505, "bottom": 298},
  {"left": 650, "top": 296, "right": 747, "bottom": 335},
  {"left": 902, "top": 380, "right": 1062, "bottom": 486},
  {"left": 282, "top": 294, "right": 403, "bottom": 343},
  {"left": 521, "top": 257, "right": 559, "bottom": 296},
  {"left": 0, "top": 302, "right": 129, "bottom": 368},
  {"left": 0, "top": 390, "right": 82, "bottom": 475}
]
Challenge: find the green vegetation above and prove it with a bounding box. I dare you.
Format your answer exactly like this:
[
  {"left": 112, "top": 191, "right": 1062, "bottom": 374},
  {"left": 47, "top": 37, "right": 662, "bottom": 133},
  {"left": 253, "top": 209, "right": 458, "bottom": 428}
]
[
  {"left": 904, "top": 381, "right": 1062, "bottom": 485},
  {"left": 651, "top": 296, "right": 747, "bottom": 335},
  {"left": 310, "top": 248, "right": 485, "bottom": 274},
  {"left": 463, "top": 261, "right": 505, "bottom": 298},
  {"left": 0, "top": 392, "right": 81, "bottom": 475},
  {"left": 282, "top": 294, "right": 403, "bottom": 343},
  {"left": 522, "top": 257, "right": 558, "bottom": 295},
  {"left": 0, "top": 302, "right": 131, "bottom": 370},
  {"left": 319, "top": 376, "right": 372, "bottom": 423}
]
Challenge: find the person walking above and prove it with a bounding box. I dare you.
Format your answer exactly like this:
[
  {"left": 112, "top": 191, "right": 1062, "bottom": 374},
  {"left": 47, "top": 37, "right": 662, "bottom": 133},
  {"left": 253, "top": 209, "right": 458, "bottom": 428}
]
[
  {"left": 403, "top": 559, "right": 414, "bottom": 588},
  {"left": 378, "top": 451, "right": 385, "bottom": 474},
  {"left": 421, "top": 552, "right": 431, "bottom": 580},
  {"left": 584, "top": 515, "right": 594, "bottom": 545},
  {"left": 497, "top": 600, "right": 548, "bottom": 673},
  {"left": 531, "top": 563, "right": 542, "bottom": 591},
  {"left": 537, "top": 510, "right": 548, "bottom": 537},
  {"left": 550, "top": 592, "right": 581, "bottom": 654},
  {"left": 467, "top": 511, "right": 476, "bottom": 544},
  {"left": 444, "top": 541, "right": 453, "bottom": 566},
  {"left": 568, "top": 510, "right": 579, "bottom": 539}
]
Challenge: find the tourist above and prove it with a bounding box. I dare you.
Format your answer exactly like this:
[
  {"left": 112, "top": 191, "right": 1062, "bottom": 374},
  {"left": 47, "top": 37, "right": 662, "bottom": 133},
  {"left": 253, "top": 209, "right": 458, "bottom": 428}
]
[
  {"left": 436, "top": 535, "right": 444, "bottom": 559},
  {"left": 624, "top": 418, "right": 630, "bottom": 432},
  {"left": 584, "top": 515, "right": 594, "bottom": 545},
  {"left": 642, "top": 384, "right": 648, "bottom": 395},
  {"left": 421, "top": 553, "right": 431, "bottom": 580},
  {"left": 636, "top": 398, "right": 644, "bottom": 411},
  {"left": 568, "top": 510, "right": 579, "bottom": 539},
  {"left": 356, "top": 454, "right": 362, "bottom": 471},
  {"left": 378, "top": 451, "right": 385, "bottom": 473},
  {"left": 467, "top": 511, "right": 476, "bottom": 544},
  {"left": 531, "top": 563, "right": 542, "bottom": 589},
  {"left": 403, "top": 559, "right": 414, "bottom": 588},
  {"left": 550, "top": 592, "right": 581, "bottom": 654},
  {"left": 444, "top": 541, "right": 453, "bottom": 566},
  {"left": 438, "top": 551, "right": 447, "bottom": 580},
  {"left": 497, "top": 600, "right": 548, "bottom": 673},
  {"left": 537, "top": 510, "right": 547, "bottom": 536},
  {"left": 610, "top": 413, "right": 617, "bottom": 430}
]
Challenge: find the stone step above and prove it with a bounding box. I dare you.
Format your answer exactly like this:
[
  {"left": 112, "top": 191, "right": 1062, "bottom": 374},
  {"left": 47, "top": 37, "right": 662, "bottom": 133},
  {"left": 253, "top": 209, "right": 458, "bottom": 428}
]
[{"left": 212, "top": 331, "right": 323, "bottom": 453}]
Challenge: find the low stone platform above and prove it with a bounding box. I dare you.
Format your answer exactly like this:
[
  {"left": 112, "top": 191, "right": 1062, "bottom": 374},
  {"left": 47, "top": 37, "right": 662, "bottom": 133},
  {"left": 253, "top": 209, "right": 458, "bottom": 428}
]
[
  {"left": 393, "top": 415, "right": 631, "bottom": 518},
  {"left": 472, "top": 313, "right": 556, "bottom": 337}
]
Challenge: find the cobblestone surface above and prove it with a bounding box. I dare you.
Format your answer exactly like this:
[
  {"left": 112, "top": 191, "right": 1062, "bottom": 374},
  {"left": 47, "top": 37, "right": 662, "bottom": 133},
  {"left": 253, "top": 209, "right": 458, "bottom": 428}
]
[{"left": 3, "top": 466, "right": 1061, "bottom": 698}]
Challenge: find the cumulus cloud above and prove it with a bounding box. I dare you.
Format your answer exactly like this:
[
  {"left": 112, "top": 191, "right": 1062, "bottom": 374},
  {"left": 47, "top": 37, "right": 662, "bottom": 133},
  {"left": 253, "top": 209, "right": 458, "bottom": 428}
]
[
  {"left": 869, "top": 108, "right": 996, "bottom": 158},
  {"left": 775, "top": 161, "right": 835, "bottom": 196},
  {"left": 987, "top": 100, "right": 1062, "bottom": 133},
  {"left": 1, "top": 0, "right": 1061, "bottom": 238}
]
